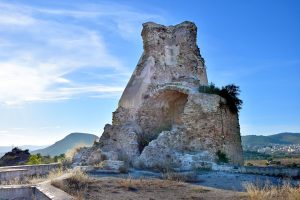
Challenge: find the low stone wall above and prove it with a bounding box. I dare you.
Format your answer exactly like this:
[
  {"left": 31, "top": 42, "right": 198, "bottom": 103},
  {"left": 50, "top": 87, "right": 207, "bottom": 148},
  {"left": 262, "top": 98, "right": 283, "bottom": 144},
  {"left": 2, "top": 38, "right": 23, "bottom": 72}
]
[
  {"left": 239, "top": 166, "right": 300, "bottom": 178},
  {"left": 34, "top": 187, "right": 53, "bottom": 200},
  {"left": 0, "top": 184, "right": 74, "bottom": 200},
  {"left": 0, "top": 185, "right": 51, "bottom": 200},
  {"left": 0, "top": 163, "right": 60, "bottom": 182},
  {"left": 0, "top": 185, "right": 33, "bottom": 200}
]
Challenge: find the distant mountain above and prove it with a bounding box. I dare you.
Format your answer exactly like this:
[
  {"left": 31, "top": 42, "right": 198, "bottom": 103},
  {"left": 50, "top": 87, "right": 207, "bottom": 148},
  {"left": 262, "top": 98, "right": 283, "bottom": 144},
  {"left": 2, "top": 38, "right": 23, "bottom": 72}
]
[
  {"left": 32, "top": 132, "right": 99, "bottom": 156},
  {"left": 242, "top": 132, "right": 300, "bottom": 147}
]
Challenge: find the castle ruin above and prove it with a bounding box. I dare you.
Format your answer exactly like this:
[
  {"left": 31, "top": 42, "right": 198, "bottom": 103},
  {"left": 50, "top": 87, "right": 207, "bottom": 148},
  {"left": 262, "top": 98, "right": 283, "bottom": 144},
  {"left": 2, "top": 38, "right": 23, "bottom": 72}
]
[{"left": 84, "top": 21, "right": 243, "bottom": 170}]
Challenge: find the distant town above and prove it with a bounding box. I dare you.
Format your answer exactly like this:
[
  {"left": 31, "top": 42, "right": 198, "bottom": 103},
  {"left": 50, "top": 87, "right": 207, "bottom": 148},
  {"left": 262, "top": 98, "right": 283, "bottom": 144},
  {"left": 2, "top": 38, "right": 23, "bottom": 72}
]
[{"left": 244, "top": 144, "right": 300, "bottom": 155}]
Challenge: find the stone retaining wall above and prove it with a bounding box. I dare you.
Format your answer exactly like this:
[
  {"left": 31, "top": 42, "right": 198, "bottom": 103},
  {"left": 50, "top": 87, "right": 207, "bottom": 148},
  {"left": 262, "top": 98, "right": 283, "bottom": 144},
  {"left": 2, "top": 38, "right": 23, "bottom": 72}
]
[
  {"left": 239, "top": 166, "right": 300, "bottom": 178},
  {"left": 0, "top": 185, "right": 50, "bottom": 200},
  {"left": 0, "top": 163, "right": 60, "bottom": 182}
]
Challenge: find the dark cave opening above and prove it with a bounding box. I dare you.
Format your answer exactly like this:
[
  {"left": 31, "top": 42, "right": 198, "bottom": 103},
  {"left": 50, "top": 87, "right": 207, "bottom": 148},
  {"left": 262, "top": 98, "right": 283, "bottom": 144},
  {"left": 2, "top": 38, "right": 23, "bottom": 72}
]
[{"left": 137, "top": 90, "right": 188, "bottom": 153}]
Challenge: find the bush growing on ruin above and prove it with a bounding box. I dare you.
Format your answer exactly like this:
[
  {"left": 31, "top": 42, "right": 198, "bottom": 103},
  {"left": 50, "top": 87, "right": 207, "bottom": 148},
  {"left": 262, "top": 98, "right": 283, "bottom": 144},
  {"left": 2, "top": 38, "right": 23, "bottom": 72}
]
[
  {"left": 199, "top": 83, "right": 221, "bottom": 94},
  {"left": 216, "top": 150, "right": 229, "bottom": 163},
  {"left": 199, "top": 83, "right": 243, "bottom": 113}
]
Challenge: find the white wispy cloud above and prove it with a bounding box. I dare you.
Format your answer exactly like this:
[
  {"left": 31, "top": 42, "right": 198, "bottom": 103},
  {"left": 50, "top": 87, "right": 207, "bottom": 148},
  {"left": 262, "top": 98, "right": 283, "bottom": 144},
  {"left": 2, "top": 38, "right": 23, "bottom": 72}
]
[
  {"left": 0, "top": 130, "right": 25, "bottom": 138},
  {"left": 0, "top": 1, "right": 163, "bottom": 105},
  {"left": 0, "top": 2, "right": 36, "bottom": 26}
]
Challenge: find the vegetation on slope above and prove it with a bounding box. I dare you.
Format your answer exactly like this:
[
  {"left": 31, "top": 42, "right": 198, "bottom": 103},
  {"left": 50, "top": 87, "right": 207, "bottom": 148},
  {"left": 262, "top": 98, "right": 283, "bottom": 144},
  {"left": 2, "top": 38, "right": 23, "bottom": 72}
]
[
  {"left": 0, "top": 147, "right": 30, "bottom": 166},
  {"left": 242, "top": 132, "right": 300, "bottom": 147}
]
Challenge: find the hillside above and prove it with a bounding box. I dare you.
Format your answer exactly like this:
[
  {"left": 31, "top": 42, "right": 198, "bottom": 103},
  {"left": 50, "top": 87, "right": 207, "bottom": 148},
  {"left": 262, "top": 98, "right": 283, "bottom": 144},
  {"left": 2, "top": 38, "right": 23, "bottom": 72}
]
[
  {"left": 0, "top": 147, "right": 30, "bottom": 166},
  {"left": 0, "top": 145, "right": 48, "bottom": 158},
  {"left": 32, "top": 132, "right": 98, "bottom": 156},
  {"left": 242, "top": 132, "right": 300, "bottom": 147}
]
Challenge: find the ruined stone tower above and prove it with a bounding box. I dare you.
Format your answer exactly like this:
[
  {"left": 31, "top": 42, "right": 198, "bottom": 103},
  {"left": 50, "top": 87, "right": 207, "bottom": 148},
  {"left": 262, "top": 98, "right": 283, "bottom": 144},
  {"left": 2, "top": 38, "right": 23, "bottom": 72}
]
[{"left": 88, "top": 21, "right": 243, "bottom": 170}]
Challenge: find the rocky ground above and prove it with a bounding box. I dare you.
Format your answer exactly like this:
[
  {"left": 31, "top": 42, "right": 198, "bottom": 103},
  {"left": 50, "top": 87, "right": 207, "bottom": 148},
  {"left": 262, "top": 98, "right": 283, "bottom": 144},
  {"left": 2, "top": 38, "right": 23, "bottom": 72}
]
[
  {"left": 51, "top": 168, "right": 300, "bottom": 200},
  {"left": 89, "top": 170, "right": 299, "bottom": 192},
  {"left": 55, "top": 175, "right": 247, "bottom": 200}
]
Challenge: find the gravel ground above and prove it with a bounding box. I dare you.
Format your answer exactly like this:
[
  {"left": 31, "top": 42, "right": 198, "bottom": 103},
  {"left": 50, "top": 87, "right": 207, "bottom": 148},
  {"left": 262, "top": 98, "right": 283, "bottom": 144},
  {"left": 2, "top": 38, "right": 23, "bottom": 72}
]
[{"left": 196, "top": 171, "right": 298, "bottom": 191}]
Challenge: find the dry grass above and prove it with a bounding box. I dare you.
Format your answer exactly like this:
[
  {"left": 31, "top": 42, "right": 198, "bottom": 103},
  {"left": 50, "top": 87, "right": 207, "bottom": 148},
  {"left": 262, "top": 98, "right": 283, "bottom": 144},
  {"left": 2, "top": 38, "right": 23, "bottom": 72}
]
[
  {"left": 245, "top": 160, "right": 269, "bottom": 166},
  {"left": 118, "top": 176, "right": 187, "bottom": 191},
  {"left": 65, "top": 143, "right": 87, "bottom": 161},
  {"left": 245, "top": 182, "right": 300, "bottom": 200},
  {"left": 93, "top": 161, "right": 129, "bottom": 173},
  {"left": 29, "top": 168, "right": 65, "bottom": 184},
  {"left": 162, "top": 171, "right": 198, "bottom": 182},
  {"left": 118, "top": 176, "right": 142, "bottom": 191},
  {"left": 0, "top": 168, "right": 66, "bottom": 185},
  {"left": 246, "top": 158, "right": 300, "bottom": 167},
  {"left": 51, "top": 168, "right": 92, "bottom": 200},
  {"left": 93, "top": 161, "right": 105, "bottom": 168}
]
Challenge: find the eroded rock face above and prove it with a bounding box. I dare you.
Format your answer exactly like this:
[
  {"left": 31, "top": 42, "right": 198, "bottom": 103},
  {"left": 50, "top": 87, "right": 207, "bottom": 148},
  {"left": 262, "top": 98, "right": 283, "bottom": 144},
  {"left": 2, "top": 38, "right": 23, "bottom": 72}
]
[{"left": 86, "top": 21, "right": 243, "bottom": 170}]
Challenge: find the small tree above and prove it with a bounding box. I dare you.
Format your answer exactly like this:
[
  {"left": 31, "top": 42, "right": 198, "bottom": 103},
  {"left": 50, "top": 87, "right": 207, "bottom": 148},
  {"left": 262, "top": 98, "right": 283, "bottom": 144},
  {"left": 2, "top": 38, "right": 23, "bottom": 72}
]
[{"left": 220, "top": 84, "right": 243, "bottom": 113}]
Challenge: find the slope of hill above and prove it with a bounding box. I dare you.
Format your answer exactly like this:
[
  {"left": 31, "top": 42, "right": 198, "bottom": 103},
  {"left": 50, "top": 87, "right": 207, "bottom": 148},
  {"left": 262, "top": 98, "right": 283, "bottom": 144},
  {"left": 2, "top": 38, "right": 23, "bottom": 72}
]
[
  {"left": 242, "top": 132, "right": 300, "bottom": 147},
  {"left": 0, "top": 147, "right": 30, "bottom": 166},
  {"left": 32, "top": 132, "right": 98, "bottom": 156}
]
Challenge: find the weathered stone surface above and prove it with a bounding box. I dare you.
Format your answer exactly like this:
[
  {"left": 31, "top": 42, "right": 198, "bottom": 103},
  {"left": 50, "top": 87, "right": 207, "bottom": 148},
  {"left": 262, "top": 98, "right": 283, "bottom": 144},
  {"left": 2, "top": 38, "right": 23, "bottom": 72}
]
[
  {"left": 100, "top": 160, "right": 125, "bottom": 171},
  {"left": 83, "top": 21, "right": 243, "bottom": 170}
]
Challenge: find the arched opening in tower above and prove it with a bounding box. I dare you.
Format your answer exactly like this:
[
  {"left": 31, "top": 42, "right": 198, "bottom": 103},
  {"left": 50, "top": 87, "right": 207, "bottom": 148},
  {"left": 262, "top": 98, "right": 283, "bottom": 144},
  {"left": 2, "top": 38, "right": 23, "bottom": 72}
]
[{"left": 137, "top": 90, "right": 188, "bottom": 152}]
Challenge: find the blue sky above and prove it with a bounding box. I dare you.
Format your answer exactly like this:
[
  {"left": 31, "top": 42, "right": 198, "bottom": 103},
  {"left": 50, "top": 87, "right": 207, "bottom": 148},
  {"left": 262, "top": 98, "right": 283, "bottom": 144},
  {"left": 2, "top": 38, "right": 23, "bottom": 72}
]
[{"left": 0, "top": 0, "right": 299, "bottom": 146}]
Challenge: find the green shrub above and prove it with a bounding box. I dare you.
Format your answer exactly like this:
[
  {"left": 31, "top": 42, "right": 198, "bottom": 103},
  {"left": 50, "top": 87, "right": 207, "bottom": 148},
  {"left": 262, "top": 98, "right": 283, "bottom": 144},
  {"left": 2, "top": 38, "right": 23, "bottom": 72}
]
[
  {"left": 54, "top": 154, "right": 65, "bottom": 163},
  {"left": 199, "top": 83, "right": 221, "bottom": 94},
  {"left": 199, "top": 83, "right": 243, "bottom": 113},
  {"left": 27, "top": 155, "right": 42, "bottom": 165},
  {"left": 216, "top": 150, "right": 229, "bottom": 163}
]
